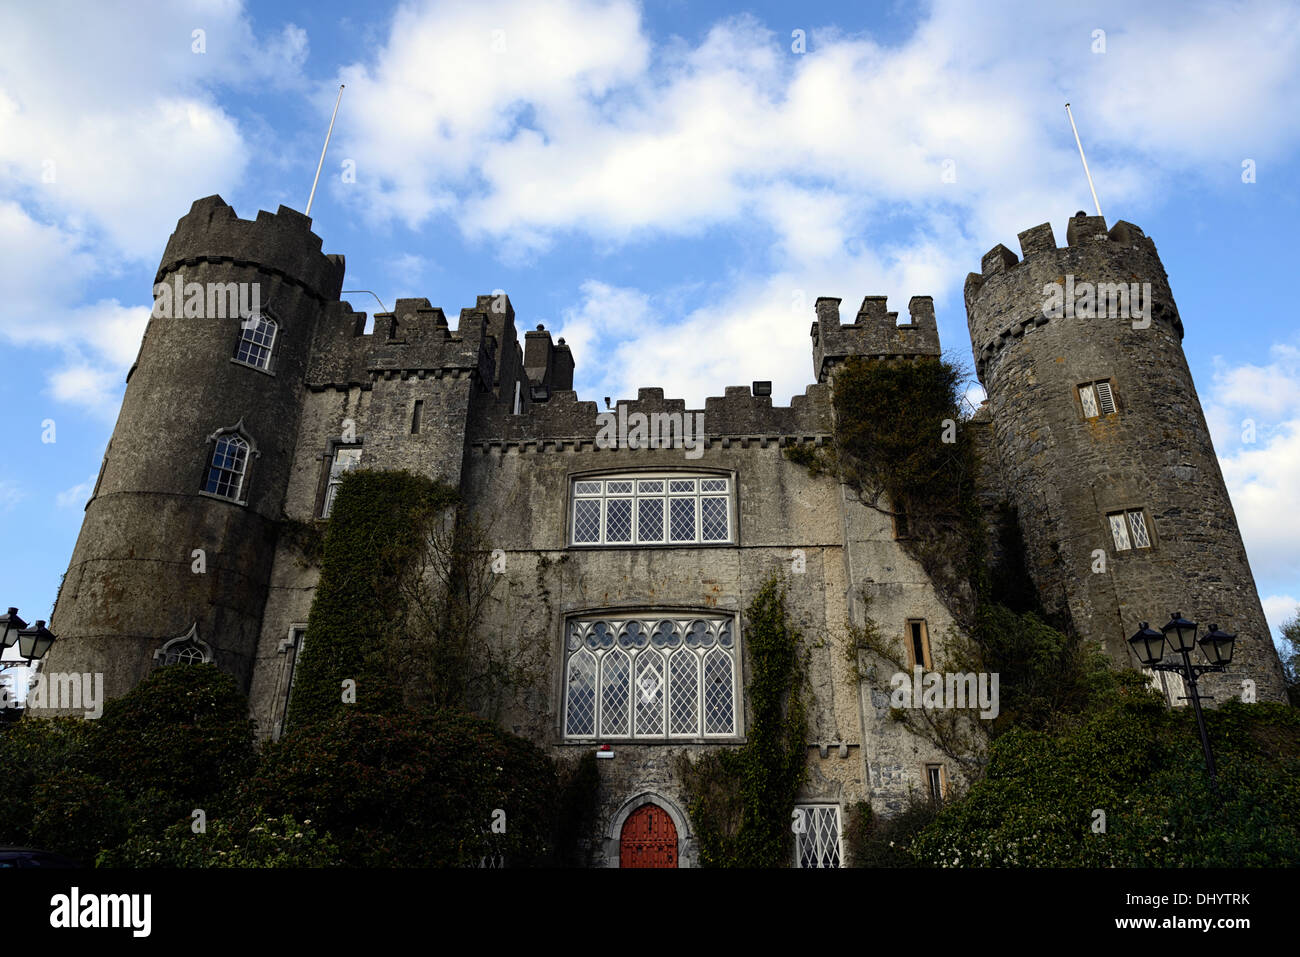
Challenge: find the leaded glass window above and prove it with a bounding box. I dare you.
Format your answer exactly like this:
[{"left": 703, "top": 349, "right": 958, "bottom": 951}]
[
  {"left": 1079, "top": 379, "right": 1117, "bottom": 418},
  {"left": 793, "top": 805, "right": 842, "bottom": 868},
  {"left": 563, "top": 615, "right": 738, "bottom": 739},
  {"left": 570, "top": 474, "right": 734, "bottom": 545},
  {"left": 1108, "top": 509, "right": 1152, "bottom": 551}
]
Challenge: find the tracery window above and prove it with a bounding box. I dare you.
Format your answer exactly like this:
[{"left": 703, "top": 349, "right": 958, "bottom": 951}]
[
  {"left": 563, "top": 614, "right": 737, "bottom": 739},
  {"left": 570, "top": 474, "right": 733, "bottom": 546}
]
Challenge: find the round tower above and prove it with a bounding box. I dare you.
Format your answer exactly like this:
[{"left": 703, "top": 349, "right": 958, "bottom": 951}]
[
  {"left": 46, "top": 196, "right": 345, "bottom": 705},
  {"left": 965, "top": 211, "right": 1286, "bottom": 703}
]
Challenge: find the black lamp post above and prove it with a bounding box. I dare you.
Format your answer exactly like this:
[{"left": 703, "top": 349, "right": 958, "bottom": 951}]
[
  {"left": 1128, "top": 611, "right": 1236, "bottom": 789},
  {"left": 0, "top": 608, "right": 56, "bottom": 721}
]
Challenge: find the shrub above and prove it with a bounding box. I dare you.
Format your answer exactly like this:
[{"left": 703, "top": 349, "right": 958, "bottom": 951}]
[{"left": 243, "top": 708, "right": 559, "bottom": 866}]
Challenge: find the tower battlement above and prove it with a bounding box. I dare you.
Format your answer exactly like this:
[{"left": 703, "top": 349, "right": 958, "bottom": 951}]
[
  {"left": 157, "top": 195, "right": 345, "bottom": 301},
  {"left": 811, "top": 294, "right": 941, "bottom": 383},
  {"left": 965, "top": 213, "right": 1182, "bottom": 384}
]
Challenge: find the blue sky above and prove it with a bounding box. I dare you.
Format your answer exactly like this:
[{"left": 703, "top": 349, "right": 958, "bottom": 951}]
[{"left": 1, "top": 0, "right": 1298, "bottom": 654}]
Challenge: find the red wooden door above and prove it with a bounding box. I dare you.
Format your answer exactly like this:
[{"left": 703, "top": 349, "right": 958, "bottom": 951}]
[{"left": 620, "top": 804, "right": 678, "bottom": 868}]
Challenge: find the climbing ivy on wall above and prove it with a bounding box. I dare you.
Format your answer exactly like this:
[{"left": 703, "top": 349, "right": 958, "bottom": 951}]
[
  {"left": 285, "top": 469, "right": 459, "bottom": 729},
  {"left": 828, "top": 355, "right": 984, "bottom": 623},
  {"left": 679, "top": 575, "right": 809, "bottom": 867}
]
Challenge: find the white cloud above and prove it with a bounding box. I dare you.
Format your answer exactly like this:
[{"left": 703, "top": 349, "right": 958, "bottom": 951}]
[
  {"left": 1262, "top": 594, "right": 1299, "bottom": 639},
  {"left": 56, "top": 474, "right": 97, "bottom": 510},
  {"left": 1205, "top": 343, "right": 1300, "bottom": 609}
]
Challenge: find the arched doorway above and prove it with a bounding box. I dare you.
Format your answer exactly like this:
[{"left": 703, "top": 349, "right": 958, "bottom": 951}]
[{"left": 619, "top": 804, "right": 678, "bottom": 868}]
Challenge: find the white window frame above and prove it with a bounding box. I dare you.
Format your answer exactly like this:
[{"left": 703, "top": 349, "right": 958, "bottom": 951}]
[
  {"left": 322, "top": 444, "right": 363, "bottom": 518},
  {"left": 562, "top": 614, "right": 739, "bottom": 741},
  {"left": 234, "top": 314, "right": 277, "bottom": 370},
  {"left": 1108, "top": 508, "right": 1152, "bottom": 552},
  {"left": 569, "top": 473, "right": 734, "bottom": 546},
  {"left": 205, "top": 432, "right": 250, "bottom": 501},
  {"left": 1078, "top": 378, "right": 1117, "bottom": 419},
  {"left": 793, "top": 804, "right": 843, "bottom": 868}
]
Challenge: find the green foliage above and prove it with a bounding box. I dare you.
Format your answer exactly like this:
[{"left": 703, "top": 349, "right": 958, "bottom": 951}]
[
  {"left": 101, "top": 812, "right": 343, "bottom": 868},
  {"left": 287, "top": 469, "right": 459, "bottom": 728},
  {"left": 89, "top": 664, "right": 257, "bottom": 808},
  {"left": 909, "top": 700, "right": 1300, "bottom": 866},
  {"left": 243, "top": 708, "right": 559, "bottom": 866},
  {"left": 1279, "top": 606, "right": 1300, "bottom": 707},
  {"left": 0, "top": 666, "right": 254, "bottom": 864},
  {"left": 843, "top": 798, "right": 940, "bottom": 867},
  {"left": 970, "top": 603, "right": 1124, "bottom": 736},
  {"left": 829, "top": 355, "right": 983, "bottom": 621},
  {"left": 680, "top": 576, "right": 808, "bottom": 867}
]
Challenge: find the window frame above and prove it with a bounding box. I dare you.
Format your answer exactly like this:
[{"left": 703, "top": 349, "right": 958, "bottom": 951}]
[
  {"left": 232, "top": 312, "right": 279, "bottom": 373},
  {"left": 568, "top": 470, "right": 736, "bottom": 548},
  {"left": 1077, "top": 377, "right": 1118, "bottom": 420},
  {"left": 201, "top": 423, "right": 257, "bottom": 504},
  {"left": 925, "top": 763, "right": 948, "bottom": 804},
  {"left": 905, "top": 618, "right": 933, "bottom": 671},
  {"left": 1107, "top": 507, "right": 1153, "bottom": 553},
  {"left": 561, "top": 612, "right": 741, "bottom": 743},
  {"left": 793, "top": 804, "right": 843, "bottom": 869},
  {"left": 321, "top": 443, "right": 364, "bottom": 518}
]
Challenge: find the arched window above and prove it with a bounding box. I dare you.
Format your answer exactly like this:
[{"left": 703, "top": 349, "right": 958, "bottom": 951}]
[
  {"left": 154, "top": 623, "right": 213, "bottom": 667},
  {"left": 235, "top": 314, "right": 277, "bottom": 370},
  {"left": 205, "top": 432, "right": 250, "bottom": 500}
]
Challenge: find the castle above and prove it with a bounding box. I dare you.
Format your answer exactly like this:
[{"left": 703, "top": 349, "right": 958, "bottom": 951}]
[{"left": 43, "top": 196, "right": 1288, "bottom": 867}]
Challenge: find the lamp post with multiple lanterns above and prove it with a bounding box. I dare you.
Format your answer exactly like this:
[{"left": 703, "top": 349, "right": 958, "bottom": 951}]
[
  {"left": 0, "top": 607, "right": 57, "bottom": 721},
  {"left": 1128, "top": 611, "right": 1237, "bottom": 789}
]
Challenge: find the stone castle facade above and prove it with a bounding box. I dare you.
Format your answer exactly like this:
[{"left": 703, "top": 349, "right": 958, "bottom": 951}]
[{"left": 44, "top": 196, "right": 1287, "bottom": 866}]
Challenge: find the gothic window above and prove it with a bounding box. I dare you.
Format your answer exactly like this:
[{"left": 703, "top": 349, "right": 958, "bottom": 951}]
[
  {"left": 204, "top": 431, "right": 251, "bottom": 501},
  {"left": 322, "top": 445, "right": 363, "bottom": 518},
  {"left": 1078, "top": 379, "right": 1116, "bottom": 419},
  {"left": 154, "top": 623, "right": 213, "bottom": 667},
  {"left": 1108, "top": 509, "right": 1151, "bottom": 551},
  {"left": 234, "top": 314, "right": 277, "bottom": 370},
  {"left": 793, "top": 805, "right": 842, "bottom": 868},
  {"left": 905, "top": 619, "right": 932, "bottom": 671},
  {"left": 570, "top": 474, "right": 734, "bottom": 546},
  {"left": 563, "top": 615, "right": 738, "bottom": 739}
]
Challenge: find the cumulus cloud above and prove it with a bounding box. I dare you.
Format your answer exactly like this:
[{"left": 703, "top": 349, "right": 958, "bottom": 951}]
[
  {"left": 55, "top": 474, "right": 97, "bottom": 510},
  {"left": 1205, "top": 343, "right": 1300, "bottom": 620}
]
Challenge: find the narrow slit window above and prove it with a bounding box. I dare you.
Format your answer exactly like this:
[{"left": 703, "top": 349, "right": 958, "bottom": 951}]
[
  {"left": 906, "top": 619, "right": 932, "bottom": 671},
  {"left": 926, "top": 764, "right": 946, "bottom": 804},
  {"left": 411, "top": 399, "right": 423, "bottom": 434}
]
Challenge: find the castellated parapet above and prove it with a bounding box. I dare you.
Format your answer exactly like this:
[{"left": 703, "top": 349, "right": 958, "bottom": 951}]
[
  {"left": 965, "top": 212, "right": 1286, "bottom": 702},
  {"left": 812, "top": 294, "right": 940, "bottom": 383}
]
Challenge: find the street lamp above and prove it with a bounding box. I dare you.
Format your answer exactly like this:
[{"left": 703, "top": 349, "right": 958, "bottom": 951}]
[
  {"left": 1127, "top": 611, "right": 1236, "bottom": 789},
  {"left": 0, "top": 608, "right": 56, "bottom": 723}
]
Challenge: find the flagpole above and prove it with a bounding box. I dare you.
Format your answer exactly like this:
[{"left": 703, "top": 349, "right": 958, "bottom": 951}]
[
  {"left": 306, "top": 84, "right": 345, "bottom": 217},
  {"left": 1065, "top": 102, "right": 1102, "bottom": 217}
]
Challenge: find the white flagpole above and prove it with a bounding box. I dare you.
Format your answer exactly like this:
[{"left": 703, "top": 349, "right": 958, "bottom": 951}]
[
  {"left": 1065, "top": 102, "right": 1102, "bottom": 217},
  {"left": 306, "top": 84, "right": 345, "bottom": 217}
]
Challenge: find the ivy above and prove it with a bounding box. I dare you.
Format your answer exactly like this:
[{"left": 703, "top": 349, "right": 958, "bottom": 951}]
[
  {"left": 286, "top": 469, "right": 458, "bottom": 729},
  {"left": 680, "top": 575, "right": 809, "bottom": 867}
]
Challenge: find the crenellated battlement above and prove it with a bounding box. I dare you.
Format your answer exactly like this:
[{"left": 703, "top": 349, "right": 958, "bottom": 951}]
[
  {"left": 469, "top": 381, "right": 831, "bottom": 448},
  {"left": 156, "top": 195, "right": 345, "bottom": 301},
  {"left": 811, "top": 295, "right": 941, "bottom": 383},
  {"left": 965, "top": 212, "right": 1181, "bottom": 384}
]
